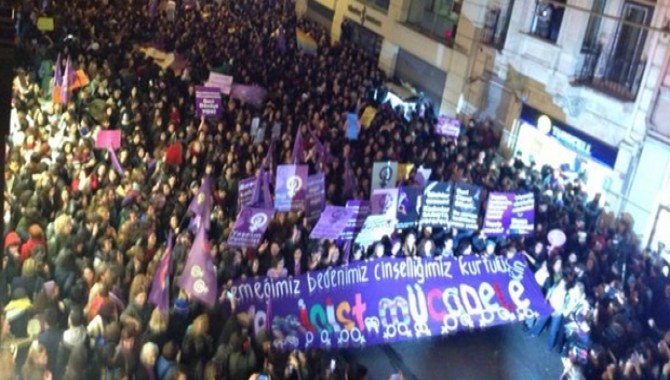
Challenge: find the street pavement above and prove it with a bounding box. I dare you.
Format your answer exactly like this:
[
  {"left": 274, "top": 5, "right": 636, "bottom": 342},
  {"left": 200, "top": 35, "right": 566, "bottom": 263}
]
[{"left": 345, "top": 324, "right": 563, "bottom": 380}]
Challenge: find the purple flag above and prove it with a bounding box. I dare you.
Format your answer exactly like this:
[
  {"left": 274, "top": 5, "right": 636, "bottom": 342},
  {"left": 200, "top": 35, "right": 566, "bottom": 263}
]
[
  {"left": 306, "top": 173, "right": 325, "bottom": 222},
  {"left": 277, "top": 27, "right": 287, "bottom": 54},
  {"left": 266, "top": 296, "right": 272, "bottom": 332},
  {"left": 340, "top": 200, "right": 370, "bottom": 241},
  {"left": 249, "top": 171, "right": 264, "bottom": 207},
  {"left": 291, "top": 126, "right": 304, "bottom": 164},
  {"left": 149, "top": 233, "right": 173, "bottom": 314},
  {"left": 61, "top": 55, "right": 75, "bottom": 104},
  {"left": 188, "top": 176, "right": 213, "bottom": 232},
  {"left": 308, "top": 126, "right": 326, "bottom": 170},
  {"left": 227, "top": 207, "right": 274, "bottom": 249},
  {"left": 262, "top": 171, "right": 273, "bottom": 208},
  {"left": 310, "top": 206, "right": 355, "bottom": 240},
  {"left": 52, "top": 53, "right": 62, "bottom": 103},
  {"left": 344, "top": 156, "right": 356, "bottom": 198},
  {"left": 149, "top": 0, "right": 158, "bottom": 19},
  {"left": 179, "top": 226, "right": 217, "bottom": 308},
  {"left": 108, "top": 147, "right": 126, "bottom": 178},
  {"left": 274, "top": 165, "right": 309, "bottom": 212}
]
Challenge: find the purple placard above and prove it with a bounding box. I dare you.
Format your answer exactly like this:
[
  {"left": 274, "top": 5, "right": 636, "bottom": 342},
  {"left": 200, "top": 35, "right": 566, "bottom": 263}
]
[
  {"left": 310, "top": 206, "right": 355, "bottom": 240},
  {"left": 227, "top": 207, "right": 274, "bottom": 249},
  {"left": 206, "top": 72, "right": 233, "bottom": 94},
  {"left": 509, "top": 193, "right": 535, "bottom": 235},
  {"left": 482, "top": 192, "right": 514, "bottom": 237},
  {"left": 274, "top": 165, "right": 309, "bottom": 212},
  {"left": 340, "top": 200, "right": 370, "bottom": 241},
  {"left": 306, "top": 173, "right": 325, "bottom": 222},
  {"left": 370, "top": 188, "right": 399, "bottom": 219},
  {"left": 396, "top": 187, "right": 420, "bottom": 229},
  {"left": 435, "top": 116, "right": 461, "bottom": 138},
  {"left": 237, "top": 176, "right": 257, "bottom": 212},
  {"left": 354, "top": 215, "right": 395, "bottom": 248},
  {"left": 230, "top": 84, "right": 267, "bottom": 107},
  {"left": 230, "top": 255, "right": 553, "bottom": 351},
  {"left": 450, "top": 182, "right": 482, "bottom": 230},
  {"left": 419, "top": 181, "right": 453, "bottom": 228},
  {"left": 195, "top": 86, "right": 222, "bottom": 119}
]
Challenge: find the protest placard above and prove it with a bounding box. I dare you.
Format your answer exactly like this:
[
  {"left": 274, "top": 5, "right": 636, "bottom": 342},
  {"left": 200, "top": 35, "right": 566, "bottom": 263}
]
[
  {"left": 227, "top": 207, "right": 275, "bottom": 249},
  {"left": 95, "top": 130, "right": 122, "bottom": 150},
  {"left": 419, "top": 181, "right": 452, "bottom": 227},
  {"left": 450, "top": 182, "right": 482, "bottom": 230},
  {"left": 195, "top": 86, "right": 222, "bottom": 119},
  {"left": 371, "top": 161, "right": 398, "bottom": 193},
  {"left": 310, "top": 206, "right": 355, "bottom": 240},
  {"left": 274, "top": 165, "right": 309, "bottom": 212}
]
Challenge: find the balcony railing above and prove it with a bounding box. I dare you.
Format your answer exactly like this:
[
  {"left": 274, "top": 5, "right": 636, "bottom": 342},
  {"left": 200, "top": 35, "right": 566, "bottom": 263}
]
[
  {"left": 573, "top": 47, "right": 646, "bottom": 102},
  {"left": 481, "top": 3, "right": 513, "bottom": 50}
]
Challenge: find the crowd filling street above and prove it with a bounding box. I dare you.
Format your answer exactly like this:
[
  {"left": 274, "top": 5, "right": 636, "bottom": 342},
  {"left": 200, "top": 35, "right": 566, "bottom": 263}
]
[{"left": 1, "top": 0, "right": 669, "bottom": 379}]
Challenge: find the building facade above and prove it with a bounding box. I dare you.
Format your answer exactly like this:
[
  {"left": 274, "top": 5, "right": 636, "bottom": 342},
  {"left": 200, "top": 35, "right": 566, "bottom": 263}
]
[{"left": 297, "top": 0, "right": 670, "bottom": 247}]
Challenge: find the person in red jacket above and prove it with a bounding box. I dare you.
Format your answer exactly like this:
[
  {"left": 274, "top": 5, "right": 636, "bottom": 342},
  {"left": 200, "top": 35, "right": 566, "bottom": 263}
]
[{"left": 20, "top": 224, "right": 46, "bottom": 264}]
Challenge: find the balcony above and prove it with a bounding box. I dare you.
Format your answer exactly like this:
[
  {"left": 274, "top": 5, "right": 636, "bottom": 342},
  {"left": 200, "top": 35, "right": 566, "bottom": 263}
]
[
  {"left": 481, "top": 4, "right": 513, "bottom": 50},
  {"left": 572, "top": 47, "right": 646, "bottom": 102}
]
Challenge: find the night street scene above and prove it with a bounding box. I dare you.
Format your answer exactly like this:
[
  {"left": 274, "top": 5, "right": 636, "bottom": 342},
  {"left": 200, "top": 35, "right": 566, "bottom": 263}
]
[{"left": 0, "top": 0, "right": 669, "bottom": 379}]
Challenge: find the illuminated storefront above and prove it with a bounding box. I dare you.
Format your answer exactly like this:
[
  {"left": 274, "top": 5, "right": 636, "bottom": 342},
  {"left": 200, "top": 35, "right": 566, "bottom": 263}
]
[{"left": 512, "top": 105, "right": 619, "bottom": 200}]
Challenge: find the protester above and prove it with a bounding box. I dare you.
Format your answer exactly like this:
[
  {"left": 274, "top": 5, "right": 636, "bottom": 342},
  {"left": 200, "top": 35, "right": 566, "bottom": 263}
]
[{"left": 2, "top": 0, "right": 669, "bottom": 379}]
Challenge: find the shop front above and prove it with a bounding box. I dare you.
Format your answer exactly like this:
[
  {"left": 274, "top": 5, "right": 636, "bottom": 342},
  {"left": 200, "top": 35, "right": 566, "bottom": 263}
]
[{"left": 512, "top": 105, "right": 619, "bottom": 201}]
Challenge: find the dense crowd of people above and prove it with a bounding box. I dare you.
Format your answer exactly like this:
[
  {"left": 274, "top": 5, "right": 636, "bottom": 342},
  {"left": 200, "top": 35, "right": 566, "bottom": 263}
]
[{"left": 0, "top": 0, "right": 669, "bottom": 379}]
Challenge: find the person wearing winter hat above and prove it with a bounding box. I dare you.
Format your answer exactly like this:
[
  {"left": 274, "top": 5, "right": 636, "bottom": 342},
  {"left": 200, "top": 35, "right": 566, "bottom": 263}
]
[
  {"left": 20, "top": 223, "right": 46, "bottom": 264},
  {"left": 1, "top": 232, "right": 23, "bottom": 304}
]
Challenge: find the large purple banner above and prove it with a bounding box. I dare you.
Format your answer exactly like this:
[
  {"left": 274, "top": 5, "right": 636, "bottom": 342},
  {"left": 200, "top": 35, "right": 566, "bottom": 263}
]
[
  {"left": 482, "top": 192, "right": 535, "bottom": 236},
  {"left": 195, "top": 86, "right": 222, "bottom": 119},
  {"left": 274, "top": 165, "right": 309, "bottom": 212},
  {"left": 230, "top": 255, "right": 553, "bottom": 351},
  {"left": 227, "top": 207, "right": 274, "bottom": 249}
]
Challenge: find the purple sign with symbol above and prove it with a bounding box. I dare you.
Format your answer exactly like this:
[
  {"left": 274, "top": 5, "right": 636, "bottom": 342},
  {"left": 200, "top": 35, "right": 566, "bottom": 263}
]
[
  {"left": 482, "top": 192, "right": 536, "bottom": 236},
  {"left": 435, "top": 116, "right": 460, "bottom": 139},
  {"left": 274, "top": 165, "right": 309, "bottom": 212},
  {"left": 195, "top": 86, "right": 222, "bottom": 119},
  {"left": 227, "top": 207, "right": 275, "bottom": 249},
  {"left": 370, "top": 188, "right": 399, "bottom": 219},
  {"left": 230, "top": 255, "right": 553, "bottom": 351},
  {"left": 310, "top": 206, "right": 355, "bottom": 240},
  {"left": 482, "top": 192, "right": 514, "bottom": 237},
  {"left": 396, "top": 187, "right": 420, "bottom": 229}
]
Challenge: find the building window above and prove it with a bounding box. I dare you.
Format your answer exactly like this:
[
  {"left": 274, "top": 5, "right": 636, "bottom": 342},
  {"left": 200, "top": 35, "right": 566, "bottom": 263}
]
[
  {"left": 529, "top": 0, "right": 565, "bottom": 42},
  {"left": 581, "top": 0, "right": 606, "bottom": 53},
  {"left": 359, "top": 0, "right": 390, "bottom": 12},
  {"left": 481, "top": 0, "right": 515, "bottom": 50},
  {"left": 573, "top": 1, "right": 651, "bottom": 101},
  {"left": 406, "top": 0, "right": 461, "bottom": 44},
  {"left": 341, "top": 18, "right": 383, "bottom": 59}
]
